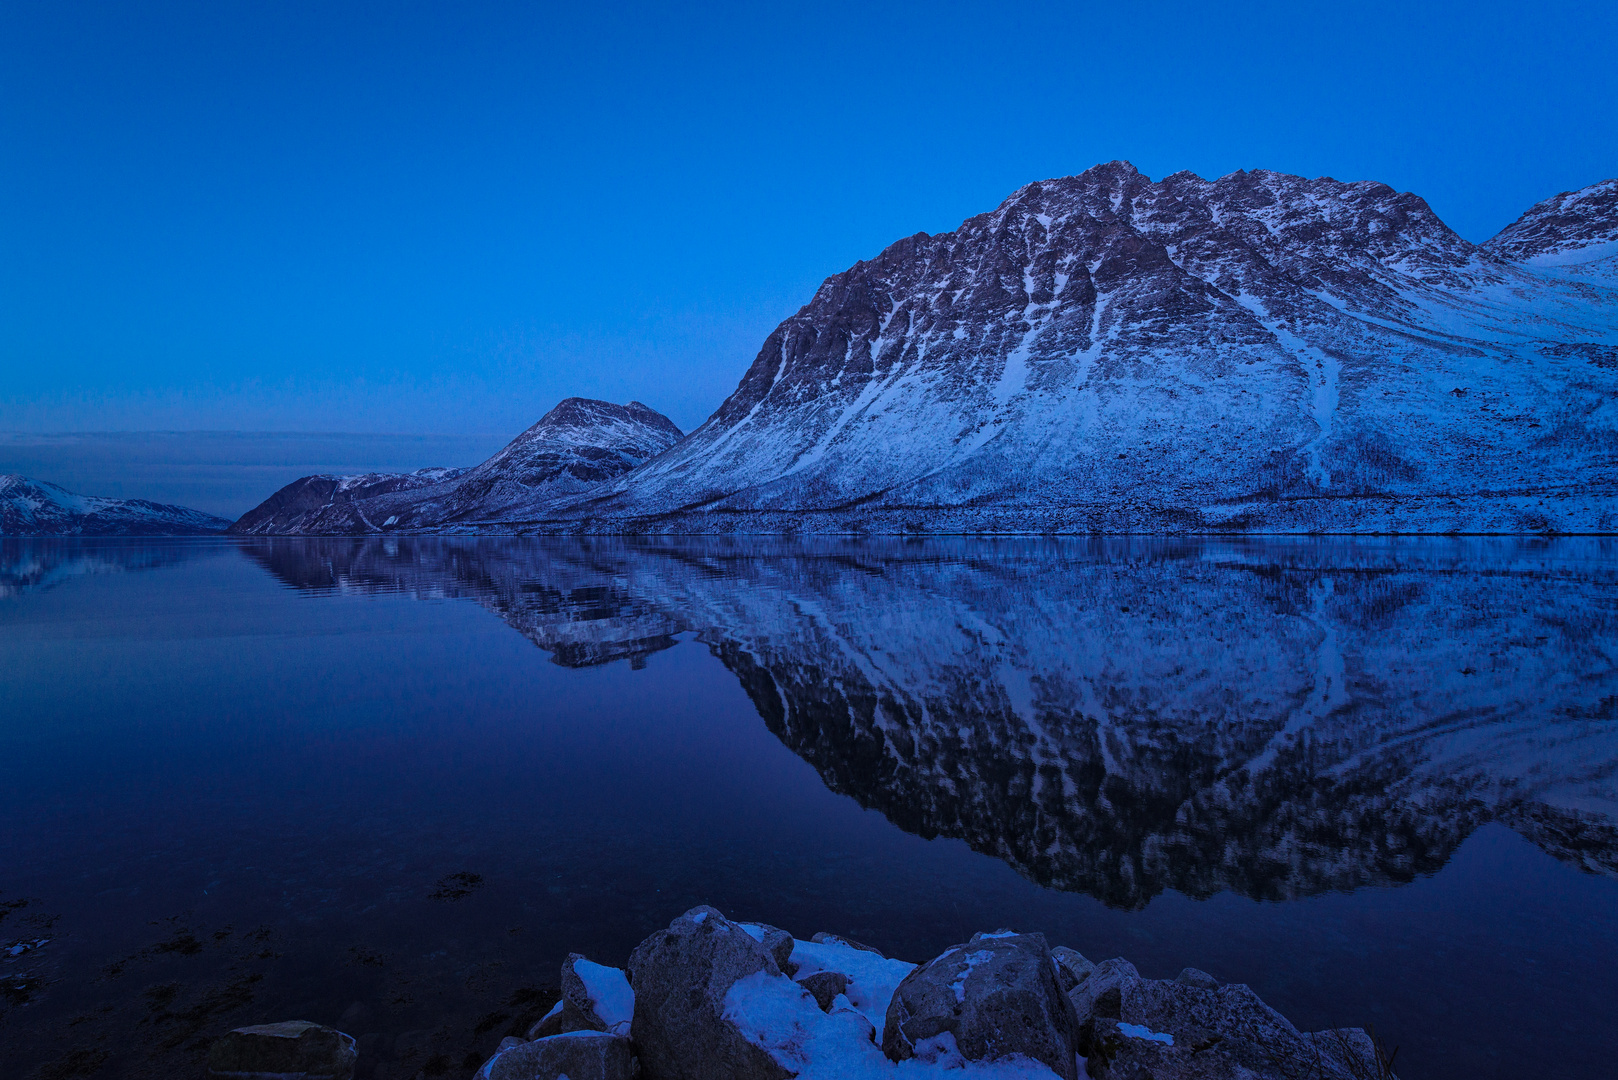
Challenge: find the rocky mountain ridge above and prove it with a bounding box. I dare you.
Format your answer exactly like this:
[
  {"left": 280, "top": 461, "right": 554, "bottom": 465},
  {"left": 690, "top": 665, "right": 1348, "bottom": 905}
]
[
  {"left": 231, "top": 399, "right": 682, "bottom": 534},
  {"left": 233, "top": 164, "right": 1618, "bottom": 536},
  {"left": 0, "top": 474, "right": 232, "bottom": 536}
]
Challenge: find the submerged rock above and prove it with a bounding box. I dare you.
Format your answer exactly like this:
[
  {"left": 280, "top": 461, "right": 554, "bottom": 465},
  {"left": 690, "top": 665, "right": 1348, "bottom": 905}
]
[
  {"left": 881, "top": 931, "right": 1079, "bottom": 1079},
  {"left": 477, "top": 1030, "right": 635, "bottom": 1080},
  {"left": 627, "top": 906, "right": 793, "bottom": 1080},
  {"left": 206, "top": 1021, "right": 356, "bottom": 1080}
]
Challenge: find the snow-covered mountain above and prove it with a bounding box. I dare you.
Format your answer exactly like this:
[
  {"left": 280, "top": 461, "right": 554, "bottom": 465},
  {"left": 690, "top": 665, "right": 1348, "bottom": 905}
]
[
  {"left": 229, "top": 467, "right": 467, "bottom": 534},
  {"left": 231, "top": 399, "right": 683, "bottom": 534},
  {"left": 0, "top": 474, "right": 232, "bottom": 535},
  {"left": 1483, "top": 178, "right": 1618, "bottom": 284},
  {"left": 243, "top": 536, "right": 1618, "bottom": 907},
  {"left": 546, "top": 164, "right": 1614, "bottom": 533}
]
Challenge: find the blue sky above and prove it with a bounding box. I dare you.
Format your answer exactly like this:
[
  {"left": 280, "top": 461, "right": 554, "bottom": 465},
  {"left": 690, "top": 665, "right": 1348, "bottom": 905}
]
[{"left": 3, "top": 0, "right": 1615, "bottom": 437}]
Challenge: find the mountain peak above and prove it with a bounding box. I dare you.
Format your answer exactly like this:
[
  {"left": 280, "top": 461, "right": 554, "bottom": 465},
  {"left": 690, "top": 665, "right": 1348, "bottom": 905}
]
[{"left": 1483, "top": 178, "right": 1618, "bottom": 271}]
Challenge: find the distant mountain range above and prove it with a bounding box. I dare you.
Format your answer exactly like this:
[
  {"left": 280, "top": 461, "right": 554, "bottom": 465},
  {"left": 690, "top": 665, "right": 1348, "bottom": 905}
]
[
  {"left": 7, "top": 164, "right": 1617, "bottom": 536},
  {"left": 0, "top": 474, "right": 231, "bottom": 536},
  {"left": 232, "top": 164, "right": 1618, "bottom": 536}
]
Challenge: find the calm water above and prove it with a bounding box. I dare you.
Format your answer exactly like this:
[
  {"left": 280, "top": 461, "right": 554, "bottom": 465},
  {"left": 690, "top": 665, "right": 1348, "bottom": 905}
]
[{"left": 2, "top": 537, "right": 1616, "bottom": 1080}]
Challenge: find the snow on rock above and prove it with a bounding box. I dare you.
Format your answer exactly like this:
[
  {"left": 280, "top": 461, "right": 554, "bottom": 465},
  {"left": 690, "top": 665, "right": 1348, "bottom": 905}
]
[
  {"left": 787, "top": 937, "right": 916, "bottom": 1033},
  {"left": 567, "top": 956, "right": 635, "bottom": 1036},
  {"left": 479, "top": 907, "right": 1388, "bottom": 1079},
  {"left": 0, "top": 474, "right": 231, "bottom": 536}
]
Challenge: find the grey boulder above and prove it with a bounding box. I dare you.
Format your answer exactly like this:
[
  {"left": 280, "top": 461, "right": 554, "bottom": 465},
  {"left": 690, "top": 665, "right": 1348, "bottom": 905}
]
[
  {"left": 207, "top": 1021, "right": 357, "bottom": 1080},
  {"left": 627, "top": 905, "right": 793, "bottom": 1080},
  {"left": 477, "top": 1031, "right": 635, "bottom": 1080},
  {"left": 881, "top": 931, "right": 1079, "bottom": 1079},
  {"left": 1073, "top": 962, "right": 1390, "bottom": 1080}
]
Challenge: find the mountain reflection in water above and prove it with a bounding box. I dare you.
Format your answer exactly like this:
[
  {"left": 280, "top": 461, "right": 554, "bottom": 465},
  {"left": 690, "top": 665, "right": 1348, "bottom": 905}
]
[{"left": 239, "top": 535, "right": 1618, "bottom": 910}]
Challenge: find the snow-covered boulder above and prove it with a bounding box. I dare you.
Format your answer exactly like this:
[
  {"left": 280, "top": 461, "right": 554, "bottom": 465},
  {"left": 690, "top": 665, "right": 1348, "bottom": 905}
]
[
  {"left": 627, "top": 906, "right": 795, "bottom": 1080},
  {"left": 881, "top": 932, "right": 1079, "bottom": 1079},
  {"left": 476, "top": 1030, "right": 634, "bottom": 1080},
  {"left": 526, "top": 953, "right": 635, "bottom": 1039}
]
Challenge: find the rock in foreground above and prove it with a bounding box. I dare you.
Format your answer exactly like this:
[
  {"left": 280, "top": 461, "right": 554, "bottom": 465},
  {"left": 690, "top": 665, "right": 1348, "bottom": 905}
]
[
  {"left": 206, "top": 1020, "right": 356, "bottom": 1079},
  {"left": 475, "top": 906, "right": 1392, "bottom": 1079},
  {"left": 882, "top": 931, "right": 1078, "bottom": 1078}
]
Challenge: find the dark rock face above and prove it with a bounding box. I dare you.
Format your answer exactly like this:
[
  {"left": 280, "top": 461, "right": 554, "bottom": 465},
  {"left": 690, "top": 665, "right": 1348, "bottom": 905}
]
[
  {"left": 206, "top": 1020, "right": 356, "bottom": 1079},
  {"left": 229, "top": 469, "right": 463, "bottom": 535},
  {"left": 231, "top": 399, "right": 683, "bottom": 534},
  {"left": 796, "top": 971, "right": 851, "bottom": 1011},
  {"left": 626, "top": 906, "right": 791, "bottom": 1080},
  {"left": 559, "top": 165, "right": 1618, "bottom": 534},
  {"left": 1070, "top": 961, "right": 1386, "bottom": 1080},
  {"left": 477, "top": 1030, "right": 635, "bottom": 1080},
  {"left": 881, "top": 931, "right": 1078, "bottom": 1078},
  {"left": 1, "top": 474, "right": 231, "bottom": 536}
]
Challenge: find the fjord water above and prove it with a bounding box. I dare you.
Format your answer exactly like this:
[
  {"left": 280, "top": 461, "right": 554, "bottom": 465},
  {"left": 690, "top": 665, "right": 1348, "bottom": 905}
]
[{"left": 2, "top": 539, "right": 1615, "bottom": 1080}]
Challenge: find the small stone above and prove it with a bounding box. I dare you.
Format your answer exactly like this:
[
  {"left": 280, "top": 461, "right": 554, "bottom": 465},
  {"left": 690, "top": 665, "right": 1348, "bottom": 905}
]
[
  {"left": 478, "top": 1031, "right": 634, "bottom": 1080},
  {"left": 497, "top": 1036, "right": 525, "bottom": 1051},
  {"left": 795, "top": 971, "right": 851, "bottom": 1011},
  {"left": 809, "top": 932, "right": 884, "bottom": 956},
  {"left": 1051, "top": 946, "right": 1097, "bottom": 992},
  {"left": 1175, "top": 967, "right": 1220, "bottom": 990},
  {"left": 207, "top": 1021, "right": 357, "bottom": 1080}
]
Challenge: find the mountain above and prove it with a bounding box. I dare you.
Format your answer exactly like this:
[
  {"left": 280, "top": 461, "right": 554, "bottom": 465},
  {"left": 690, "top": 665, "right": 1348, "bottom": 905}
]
[
  {"left": 229, "top": 467, "right": 467, "bottom": 535},
  {"left": 242, "top": 536, "right": 1618, "bottom": 908},
  {"left": 0, "top": 474, "right": 233, "bottom": 536},
  {"left": 230, "top": 399, "right": 683, "bottom": 534},
  {"left": 546, "top": 164, "right": 1615, "bottom": 534},
  {"left": 1482, "top": 178, "right": 1618, "bottom": 284}
]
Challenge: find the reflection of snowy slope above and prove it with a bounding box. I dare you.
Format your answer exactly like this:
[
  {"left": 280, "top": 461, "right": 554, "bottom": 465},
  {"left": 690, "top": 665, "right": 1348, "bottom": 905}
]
[{"left": 248, "top": 537, "right": 1618, "bottom": 906}]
